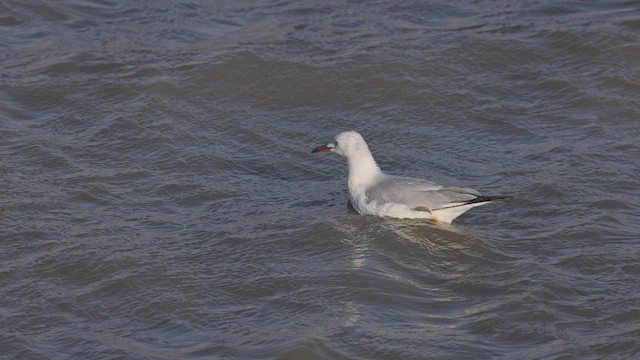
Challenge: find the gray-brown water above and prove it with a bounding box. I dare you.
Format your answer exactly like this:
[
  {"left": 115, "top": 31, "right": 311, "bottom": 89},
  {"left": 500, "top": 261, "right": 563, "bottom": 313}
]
[{"left": 2, "top": 1, "right": 640, "bottom": 359}]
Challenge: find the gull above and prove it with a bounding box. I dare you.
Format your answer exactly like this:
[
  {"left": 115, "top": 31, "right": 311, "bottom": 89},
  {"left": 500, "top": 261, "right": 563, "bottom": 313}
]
[{"left": 312, "top": 131, "right": 508, "bottom": 224}]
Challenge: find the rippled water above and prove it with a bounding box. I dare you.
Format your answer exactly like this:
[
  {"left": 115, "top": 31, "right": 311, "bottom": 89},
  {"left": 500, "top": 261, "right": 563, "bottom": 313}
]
[{"left": 2, "top": 1, "right": 640, "bottom": 359}]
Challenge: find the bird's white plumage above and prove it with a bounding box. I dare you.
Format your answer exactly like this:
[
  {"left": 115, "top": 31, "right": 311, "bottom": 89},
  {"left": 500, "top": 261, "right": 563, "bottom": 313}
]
[{"left": 313, "top": 131, "right": 504, "bottom": 224}]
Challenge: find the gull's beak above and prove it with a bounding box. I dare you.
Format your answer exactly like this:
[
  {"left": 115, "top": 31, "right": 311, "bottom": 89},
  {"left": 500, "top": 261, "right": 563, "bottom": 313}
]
[{"left": 311, "top": 144, "right": 333, "bottom": 153}]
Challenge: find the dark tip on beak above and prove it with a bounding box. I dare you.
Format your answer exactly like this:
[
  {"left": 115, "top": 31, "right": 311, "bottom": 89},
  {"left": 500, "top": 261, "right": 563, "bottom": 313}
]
[{"left": 312, "top": 145, "right": 332, "bottom": 153}]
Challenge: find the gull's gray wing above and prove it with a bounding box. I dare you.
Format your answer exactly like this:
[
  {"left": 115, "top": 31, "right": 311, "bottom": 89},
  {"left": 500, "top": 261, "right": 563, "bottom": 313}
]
[{"left": 365, "top": 175, "right": 481, "bottom": 211}]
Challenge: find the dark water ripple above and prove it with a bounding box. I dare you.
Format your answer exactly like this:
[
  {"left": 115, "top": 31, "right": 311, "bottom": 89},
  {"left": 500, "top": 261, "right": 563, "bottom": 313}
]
[{"left": 2, "top": 0, "right": 640, "bottom": 359}]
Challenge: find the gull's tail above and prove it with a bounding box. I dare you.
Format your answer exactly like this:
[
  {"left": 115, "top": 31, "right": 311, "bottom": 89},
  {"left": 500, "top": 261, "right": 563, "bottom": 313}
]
[
  {"left": 456, "top": 195, "right": 512, "bottom": 206},
  {"left": 431, "top": 196, "right": 511, "bottom": 224}
]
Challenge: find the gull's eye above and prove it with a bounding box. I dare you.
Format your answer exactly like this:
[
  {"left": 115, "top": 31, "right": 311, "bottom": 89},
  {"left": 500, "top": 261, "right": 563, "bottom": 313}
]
[{"left": 335, "top": 141, "right": 339, "bottom": 146}]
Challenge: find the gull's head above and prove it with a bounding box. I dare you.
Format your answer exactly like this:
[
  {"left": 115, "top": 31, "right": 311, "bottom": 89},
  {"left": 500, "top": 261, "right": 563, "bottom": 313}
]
[{"left": 312, "top": 131, "right": 368, "bottom": 158}]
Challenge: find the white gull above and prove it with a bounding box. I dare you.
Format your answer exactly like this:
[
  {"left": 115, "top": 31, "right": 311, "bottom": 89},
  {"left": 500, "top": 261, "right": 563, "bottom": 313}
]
[{"left": 312, "top": 131, "right": 508, "bottom": 224}]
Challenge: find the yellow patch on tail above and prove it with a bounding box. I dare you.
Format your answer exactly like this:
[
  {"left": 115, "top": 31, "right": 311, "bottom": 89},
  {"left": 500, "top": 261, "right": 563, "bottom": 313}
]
[{"left": 432, "top": 215, "right": 440, "bottom": 223}]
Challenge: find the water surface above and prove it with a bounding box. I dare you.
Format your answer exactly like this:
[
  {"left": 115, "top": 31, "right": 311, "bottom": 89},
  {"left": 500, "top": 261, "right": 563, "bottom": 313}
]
[{"left": 2, "top": 1, "right": 640, "bottom": 359}]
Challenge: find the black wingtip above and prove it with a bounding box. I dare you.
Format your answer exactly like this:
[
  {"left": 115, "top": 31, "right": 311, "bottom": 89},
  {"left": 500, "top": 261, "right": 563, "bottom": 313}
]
[
  {"left": 468, "top": 195, "right": 512, "bottom": 204},
  {"left": 435, "top": 195, "right": 512, "bottom": 210}
]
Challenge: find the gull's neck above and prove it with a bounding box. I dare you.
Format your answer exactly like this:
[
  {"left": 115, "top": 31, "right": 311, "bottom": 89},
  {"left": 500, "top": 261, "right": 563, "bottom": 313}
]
[{"left": 345, "top": 147, "right": 382, "bottom": 190}]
